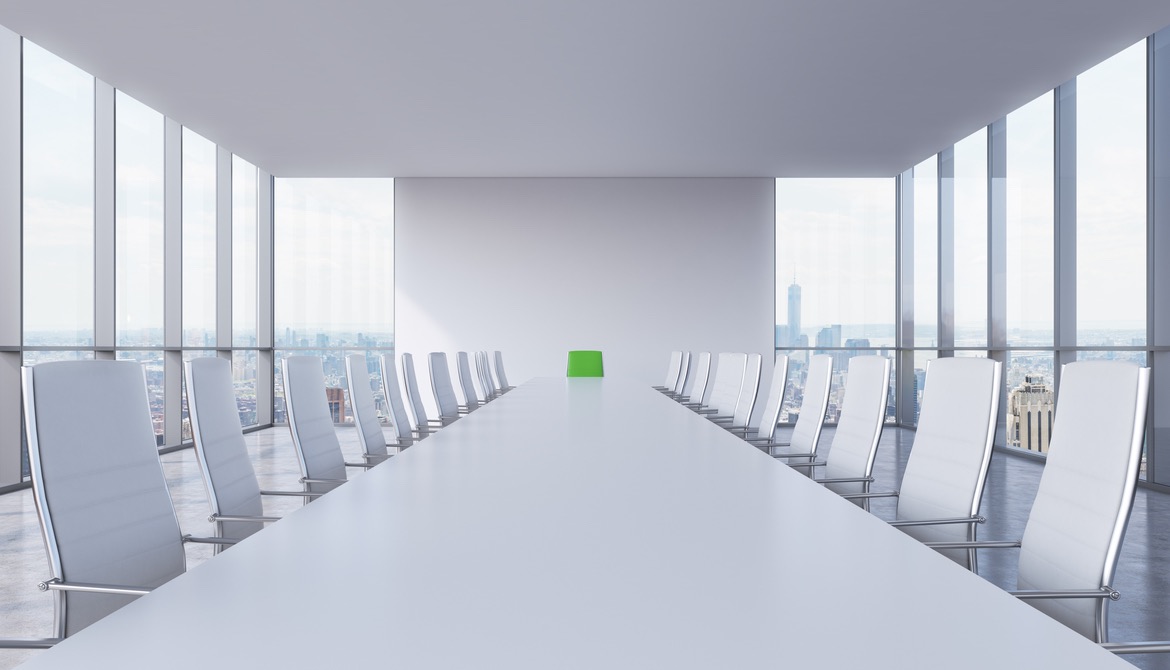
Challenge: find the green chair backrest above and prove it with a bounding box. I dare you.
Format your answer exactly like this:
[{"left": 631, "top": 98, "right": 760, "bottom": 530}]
[{"left": 567, "top": 350, "right": 604, "bottom": 377}]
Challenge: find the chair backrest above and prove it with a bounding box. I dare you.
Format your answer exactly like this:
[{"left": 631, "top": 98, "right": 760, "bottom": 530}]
[
  {"left": 1016, "top": 360, "right": 1149, "bottom": 642},
  {"left": 789, "top": 354, "right": 833, "bottom": 453},
  {"left": 567, "top": 350, "right": 604, "bottom": 377},
  {"left": 456, "top": 351, "right": 482, "bottom": 405},
  {"left": 378, "top": 353, "right": 414, "bottom": 441},
  {"left": 282, "top": 356, "right": 347, "bottom": 494},
  {"left": 683, "top": 351, "right": 712, "bottom": 403},
  {"left": 430, "top": 352, "right": 462, "bottom": 421},
  {"left": 705, "top": 353, "right": 746, "bottom": 414},
  {"left": 662, "top": 351, "right": 684, "bottom": 389},
  {"left": 345, "top": 354, "right": 390, "bottom": 459},
  {"left": 22, "top": 360, "right": 186, "bottom": 637},
  {"left": 185, "top": 357, "right": 266, "bottom": 545},
  {"left": 730, "top": 353, "right": 762, "bottom": 426},
  {"left": 895, "top": 357, "right": 1001, "bottom": 569},
  {"left": 476, "top": 351, "right": 498, "bottom": 398},
  {"left": 754, "top": 355, "right": 790, "bottom": 440},
  {"left": 401, "top": 352, "right": 432, "bottom": 428},
  {"left": 493, "top": 351, "right": 511, "bottom": 389},
  {"left": 822, "top": 355, "right": 891, "bottom": 500},
  {"left": 673, "top": 351, "right": 691, "bottom": 394}
]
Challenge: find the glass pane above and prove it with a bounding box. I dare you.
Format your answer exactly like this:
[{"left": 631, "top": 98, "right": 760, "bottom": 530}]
[
  {"left": 953, "top": 128, "right": 987, "bottom": 346},
  {"left": 910, "top": 351, "right": 938, "bottom": 426},
  {"left": 1077, "top": 40, "right": 1146, "bottom": 346},
  {"left": 913, "top": 158, "right": 938, "bottom": 347},
  {"left": 777, "top": 349, "right": 895, "bottom": 425},
  {"left": 232, "top": 156, "right": 258, "bottom": 347},
  {"left": 1005, "top": 351, "right": 1055, "bottom": 453},
  {"left": 22, "top": 41, "right": 94, "bottom": 347},
  {"left": 116, "top": 351, "right": 165, "bottom": 446},
  {"left": 116, "top": 91, "right": 165, "bottom": 347},
  {"left": 274, "top": 179, "right": 395, "bottom": 350},
  {"left": 183, "top": 128, "right": 217, "bottom": 347},
  {"left": 232, "top": 350, "right": 258, "bottom": 427},
  {"left": 775, "top": 179, "right": 896, "bottom": 348},
  {"left": 1006, "top": 91, "right": 1054, "bottom": 347}
]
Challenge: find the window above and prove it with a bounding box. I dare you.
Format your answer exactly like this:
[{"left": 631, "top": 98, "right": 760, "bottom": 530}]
[
  {"left": 776, "top": 178, "right": 896, "bottom": 423},
  {"left": 1005, "top": 91, "right": 1054, "bottom": 347},
  {"left": 1076, "top": 40, "right": 1146, "bottom": 347},
  {"left": 22, "top": 41, "right": 94, "bottom": 347},
  {"left": 183, "top": 128, "right": 217, "bottom": 348},
  {"left": 913, "top": 157, "right": 938, "bottom": 348},
  {"left": 953, "top": 128, "right": 987, "bottom": 347},
  {"left": 274, "top": 178, "right": 394, "bottom": 423},
  {"left": 116, "top": 91, "right": 165, "bottom": 347}
]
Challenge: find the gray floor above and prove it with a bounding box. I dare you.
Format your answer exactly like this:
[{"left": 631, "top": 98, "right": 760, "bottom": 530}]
[{"left": 0, "top": 424, "right": 1167, "bottom": 668}]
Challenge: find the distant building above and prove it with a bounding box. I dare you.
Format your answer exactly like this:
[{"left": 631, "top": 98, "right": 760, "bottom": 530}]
[
  {"left": 815, "top": 325, "right": 841, "bottom": 349},
  {"left": 787, "top": 281, "right": 801, "bottom": 347},
  {"left": 1008, "top": 374, "right": 1055, "bottom": 453},
  {"left": 326, "top": 387, "right": 347, "bottom": 423}
]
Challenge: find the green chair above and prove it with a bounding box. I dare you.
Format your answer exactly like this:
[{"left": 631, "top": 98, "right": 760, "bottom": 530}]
[{"left": 566, "top": 350, "right": 604, "bottom": 377}]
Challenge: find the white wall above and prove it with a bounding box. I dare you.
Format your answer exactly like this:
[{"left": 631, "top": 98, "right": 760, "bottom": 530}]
[{"left": 395, "top": 178, "right": 774, "bottom": 415}]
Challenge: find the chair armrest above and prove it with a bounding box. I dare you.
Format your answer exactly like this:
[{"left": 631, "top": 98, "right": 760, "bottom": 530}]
[
  {"left": 888, "top": 515, "right": 985, "bottom": 528},
  {"left": 183, "top": 534, "right": 240, "bottom": 546},
  {"left": 840, "top": 490, "right": 899, "bottom": 500},
  {"left": 813, "top": 476, "right": 874, "bottom": 484},
  {"left": 300, "top": 477, "right": 347, "bottom": 485},
  {"left": 345, "top": 461, "right": 377, "bottom": 469},
  {"left": 1010, "top": 586, "right": 1119, "bottom": 601},
  {"left": 1102, "top": 641, "right": 1170, "bottom": 654},
  {"left": 924, "top": 540, "right": 1021, "bottom": 550},
  {"left": 38, "top": 578, "right": 151, "bottom": 596},
  {"left": 209, "top": 513, "right": 281, "bottom": 523},
  {"left": 786, "top": 461, "right": 826, "bottom": 469},
  {"left": 771, "top": 451, "right": 817, "bottom": 459},
  {"left": 260, "top": 489, "right": 324, "bottom": 498},
  {"left": 0, "top": 638, "right": 59, "bottom": 649}
]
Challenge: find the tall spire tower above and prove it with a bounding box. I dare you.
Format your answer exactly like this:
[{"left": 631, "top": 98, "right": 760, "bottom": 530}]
[{"left": 787, "top": 274, "right": 801, "bottom": 348}]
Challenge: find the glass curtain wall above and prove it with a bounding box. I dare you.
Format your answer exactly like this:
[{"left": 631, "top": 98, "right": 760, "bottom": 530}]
[
  {"left": 778, "top": 38, "right": 1155, "bottom": 478},
  {"left": 273, "top": 179, "right": 395, "bottom": 425},
  {"left": 9, "top": 38, "right": 275, "bottom": 480}
]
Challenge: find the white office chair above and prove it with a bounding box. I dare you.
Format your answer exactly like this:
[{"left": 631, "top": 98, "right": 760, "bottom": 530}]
[
  {"left": 344, "top": 354, "right": 398, "bottom": 464},
  {"left": 456, "top": 351, "right": 488, "bottom": 410},
  {"left": 851, "top": 357, "right": 1001, "bottom": 571},
  {"left": 21, "top": 360, "right": 233, "bottom": 639},
  {"left": 475, "top": 351, "right": 501, "bottom": 400},
  {"left": 728, "top": 354, "right": 788, "bottom": 440},
  {"left": 796, "top": 355, "right": 890, "bottom": 511},
  {"left": 930, "top": 360, "right": 1149, "bottom": 644},
  {"left": 711, "top": 352, "right": 762, "bottom": 428},
  {"left": 283, "top": 356, "right": 372, "bottom": 497},
  {"left": 429, "top": 352, "right": 467, "bottom": 422},
  {"left": 653, "top": 351, "right": 686, "bottom": 393},
  {"left": 402, "top": 352, "right": 448, "bottom": 433},
  {"left": 493, "top": 351, "right": 516, "bottom": 393},
  {"left": 186, "top": 357, "right": 317, "bottom": 549},
  {"left": 376, "top": 353, "right": 423, "bottom": 445},
  {"left": 755, "top": 354, "right": 833, "bottom": 456},
  {"left": 690, "top": 352, "right": 746, "bottom": 418},
  {"left": 673, "top": 351, "right": 711, "bottom": 404}
]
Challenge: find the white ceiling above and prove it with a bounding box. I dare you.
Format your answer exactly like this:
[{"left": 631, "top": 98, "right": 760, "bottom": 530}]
[{"left": 2, "top": 1, "right": 1169, "bottom": 178}]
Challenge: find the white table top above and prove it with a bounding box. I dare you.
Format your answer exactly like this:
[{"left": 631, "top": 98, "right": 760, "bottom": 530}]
[{"left": 20, "top": 378, "right": 1132, "bottom": 668}]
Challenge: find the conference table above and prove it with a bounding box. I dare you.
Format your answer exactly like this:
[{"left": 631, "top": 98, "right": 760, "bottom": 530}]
[{"left": 21, "top": 377, "right": 1133, "bottom": 668}]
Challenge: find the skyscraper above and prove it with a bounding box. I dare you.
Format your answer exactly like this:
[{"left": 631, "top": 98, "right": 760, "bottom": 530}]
[
  {"left": 1008, "top": 374, "right": 1055, "bottom": 453},
  {"left": 787, "top": 279, "right": 801, "bottom": 348}
]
